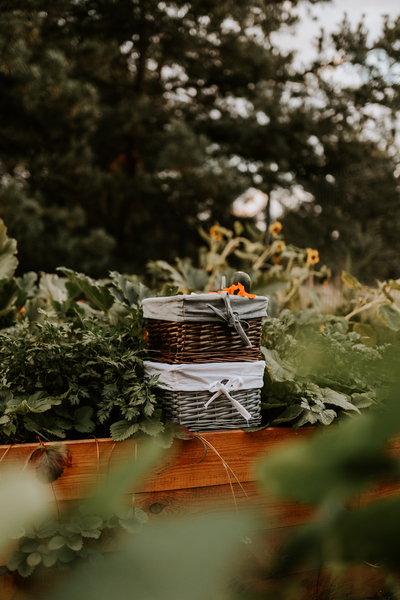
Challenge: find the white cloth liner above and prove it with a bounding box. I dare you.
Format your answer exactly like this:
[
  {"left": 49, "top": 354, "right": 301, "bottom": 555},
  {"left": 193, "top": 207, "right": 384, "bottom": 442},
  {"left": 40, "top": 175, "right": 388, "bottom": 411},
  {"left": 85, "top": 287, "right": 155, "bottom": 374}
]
[
  {"left": 142, "top": 293, "right": 268, "bottom": 322},
  {"left": 144, "top": 360, "right": 265, "bottom": 421},
  {"left": 144, "top": 360, "right": 265, "bottom": 391}
]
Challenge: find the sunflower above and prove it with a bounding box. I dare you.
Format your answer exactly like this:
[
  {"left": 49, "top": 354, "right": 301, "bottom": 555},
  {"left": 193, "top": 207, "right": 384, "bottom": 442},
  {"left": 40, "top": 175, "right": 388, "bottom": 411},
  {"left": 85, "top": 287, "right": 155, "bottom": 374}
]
[
  {"left": 274, "top": 241, "right": 285, "bottom": 254},
  {"left": 270, "top": 221, "right": 282, "bottom": 235},
  {"left": 210, "top": 225, "right": 223, "bottom": 241},
  {"left": 306, "top": 248, "right": 319, "bottom": 266}
]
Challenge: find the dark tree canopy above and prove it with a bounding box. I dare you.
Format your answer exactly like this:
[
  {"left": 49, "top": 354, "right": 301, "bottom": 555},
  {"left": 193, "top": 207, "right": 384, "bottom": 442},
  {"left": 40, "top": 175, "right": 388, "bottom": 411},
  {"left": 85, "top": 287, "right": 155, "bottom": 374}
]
[{"left": 0, "top": 1, "right": 399, "bottom": 280}]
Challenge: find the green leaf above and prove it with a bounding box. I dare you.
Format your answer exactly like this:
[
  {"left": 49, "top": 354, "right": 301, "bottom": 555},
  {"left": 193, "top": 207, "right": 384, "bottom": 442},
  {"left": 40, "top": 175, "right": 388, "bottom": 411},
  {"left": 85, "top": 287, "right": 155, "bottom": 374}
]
[
  {"left": 56, "top": 546, "right": 76, "bottom": 563},
  {"left": 74, "top": 406, "right": 95, "bottom": 433},
  {"left": 158, "top": 283, "right": 182, "bottom": 297},
  {"left": 351, "top": 393, "right": 375, "bottom": 409},
  {"left": 353, "top": 323, "right": 377, "bottom": 347},
  {"left": 109, "top": 272, "right": 151, "bottom": 306},
  {"left": 6, "top": 390, "right": 64, "bottom": 415},
  {"left": 17, "top": 560, "right": 35, "bottom": 577},
  {"left": 66, "top": 534, "right": 83, "bottom": 552},
  {"left": 118, "top": 507, "right": 148, "bottom": 534},
  {"left": 175, "top": 259, "right": 209, "bottom": 292},
  {"left": 57, "top": 268, "right": 115, "bottom": 313},
  {"left": 35, "top": 520, "right": 59, "bottom": 538},
  {"left": 0, "top": 219, "right": 18, "bottom": 279},
  {"left": 110, "top": 420, "right": 140, "bottom": 441},
  {"left": 272, "top": 405, "right": 304, "bottom": 425},
  {"left": 48, "top": 535, "right": 67, "bottom": 550},
  {"left": 319, "top": 388, "right": 360, "bottom": 413},
  {"left": 16, "top": 272, "right": 38, "bottom": 297},
  {"left": 139, "top": 420, "right": 165, "bottom": 437},
  {"left": 341, "top": 270, "right": 361, "bottom": 290},
  {"left": 317, "top": 409, "right": 337, "bottom": 426},
  {"left": 260, "top": 347, "right": 295, "bottom": 382},
  {"left": 154, "top": 422, "right": 194, "bottom": 448},
  {"left": 26, "top": 552, "right": 42, "bottom": 567},
  {"left": 293, "top": 409, "right": 318, "bottom": 429},
  {"left": 42, "top": 551, "right": 58, "bottom": 568},
  {"left": 378, "top": 305, "right": 400, "bottom": 331},
  {"left": 67, "top": 516, "right": 103, "bottom": 539},
  {"left": 7, "top": 550, "right": 26, "bottom": 571}
]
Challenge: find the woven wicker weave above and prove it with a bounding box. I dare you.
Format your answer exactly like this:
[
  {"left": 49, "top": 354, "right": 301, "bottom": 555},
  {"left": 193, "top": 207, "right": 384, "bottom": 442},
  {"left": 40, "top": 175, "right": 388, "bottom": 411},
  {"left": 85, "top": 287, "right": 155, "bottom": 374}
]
[
  {"left": 160, "top": 388, "right": 261, "bottom": 431},
  {"left": 146, "top": 317, "right": 263, "bottom": 363}
]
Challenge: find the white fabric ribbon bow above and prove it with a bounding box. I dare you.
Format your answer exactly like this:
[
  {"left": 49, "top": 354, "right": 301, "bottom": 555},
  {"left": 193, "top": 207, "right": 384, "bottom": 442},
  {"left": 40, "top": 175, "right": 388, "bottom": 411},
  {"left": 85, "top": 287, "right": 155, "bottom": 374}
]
[{"left": 204, "top": 376, "right": 252, "bottom": 421}]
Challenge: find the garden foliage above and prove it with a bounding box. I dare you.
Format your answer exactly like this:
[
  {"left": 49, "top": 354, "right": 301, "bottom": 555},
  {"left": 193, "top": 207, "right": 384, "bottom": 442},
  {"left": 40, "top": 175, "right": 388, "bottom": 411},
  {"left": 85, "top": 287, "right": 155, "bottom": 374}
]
[{"left": 0, "top": 219, "right": 398, "bottom": 443}]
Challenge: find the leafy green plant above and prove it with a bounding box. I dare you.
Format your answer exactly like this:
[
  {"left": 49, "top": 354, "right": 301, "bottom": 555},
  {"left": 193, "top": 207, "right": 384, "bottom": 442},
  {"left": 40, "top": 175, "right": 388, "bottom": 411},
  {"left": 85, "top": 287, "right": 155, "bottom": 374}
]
[
  {"left": 257, "top": 310, "right": 387, "bottom": 429},
  {"left": 0, "top": 315, "right": 163, "bottom": 443},
  {"left": 6, "top": 506, "right": 148, "bottom": 578},
  {"left": 0, "top": 216, "right": 398, "bottom": 445}
]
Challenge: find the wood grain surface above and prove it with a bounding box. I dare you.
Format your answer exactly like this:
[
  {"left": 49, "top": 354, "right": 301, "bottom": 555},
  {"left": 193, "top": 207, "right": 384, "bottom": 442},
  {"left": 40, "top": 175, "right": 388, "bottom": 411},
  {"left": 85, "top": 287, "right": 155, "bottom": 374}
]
[{"left": 1, "top": 426, "right": 399, "bottom": 600}]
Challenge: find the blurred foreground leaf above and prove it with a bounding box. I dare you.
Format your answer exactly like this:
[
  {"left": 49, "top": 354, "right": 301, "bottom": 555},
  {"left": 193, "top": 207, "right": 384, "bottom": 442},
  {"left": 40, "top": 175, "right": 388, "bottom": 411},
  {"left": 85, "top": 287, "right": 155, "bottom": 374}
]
[
  {"left": 53, "top": 513, "right": 249, "bottom": 600},
  {"left": 0, "top": 473, "right": 46, "bottom": 551},
  {"left": 257, "top": 386, "right": 400, "bottom": 503}
]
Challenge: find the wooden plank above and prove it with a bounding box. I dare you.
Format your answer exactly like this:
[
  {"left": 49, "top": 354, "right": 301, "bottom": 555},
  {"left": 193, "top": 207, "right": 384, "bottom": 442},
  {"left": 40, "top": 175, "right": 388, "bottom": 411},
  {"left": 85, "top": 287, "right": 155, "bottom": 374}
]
[
  {"left": 0, "top": 428, "right": 315, "bottom": 501},
  {"left": 240, "top": 565, "right": 388, "bottom": 599},
  {"left": 1, "top": 426, "right": 399, "bottom": 600},
  {"left": 134, "top": 484, "right": 317, "bottom": 529}
]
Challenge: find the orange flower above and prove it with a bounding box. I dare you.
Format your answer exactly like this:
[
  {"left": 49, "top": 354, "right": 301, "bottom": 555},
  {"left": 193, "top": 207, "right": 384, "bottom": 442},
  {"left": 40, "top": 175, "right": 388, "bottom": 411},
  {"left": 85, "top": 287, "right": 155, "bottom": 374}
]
[
  {"left": 143, "top": 328, "right": 149, "bottom": 340},
  {"left": 270, "top": 221, "right": 282, "bottom": 235},
  {"left": 210, "top": 225, "right": 223, "bottom": 241},
  {"left": 19, "top": 307, "right": 24, "bottom": 313},
  {"left": 218, "top": 283, "right": 255, "bottom": 299},
  {"left": 306, "top": 248, "right": 319, "bottom": 266},
  {"left": 274, "top": 241, "right": 285, "bottom": 254}
]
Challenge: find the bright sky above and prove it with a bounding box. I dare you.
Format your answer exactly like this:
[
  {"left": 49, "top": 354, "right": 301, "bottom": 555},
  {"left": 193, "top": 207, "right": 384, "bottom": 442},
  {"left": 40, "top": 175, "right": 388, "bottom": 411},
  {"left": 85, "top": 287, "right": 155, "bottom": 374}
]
[{"left": 274, "top": 0, "right": 400, "bottom": 66}]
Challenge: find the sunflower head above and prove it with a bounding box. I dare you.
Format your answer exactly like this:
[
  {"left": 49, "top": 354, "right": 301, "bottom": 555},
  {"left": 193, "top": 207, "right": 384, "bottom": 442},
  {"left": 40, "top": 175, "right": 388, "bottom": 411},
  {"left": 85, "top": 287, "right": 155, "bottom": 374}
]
[
  {"left": 274, "top": 241, "right": 285, "bottom": 255},
  {"left": 210, "top": 225, "right": 223, "bottom": 241},
  {"left": 270, "top": 221, "right": 282, "bottom": 235},
  {"left": 306, "top": 248, "right": 320, "bottom": 266}
]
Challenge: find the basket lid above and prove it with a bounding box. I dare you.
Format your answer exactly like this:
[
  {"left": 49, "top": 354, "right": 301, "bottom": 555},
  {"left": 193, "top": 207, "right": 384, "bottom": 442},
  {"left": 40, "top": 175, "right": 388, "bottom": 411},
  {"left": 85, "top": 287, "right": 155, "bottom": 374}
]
[{"left": 142, "top": 292, "right": 268, "bottom": 322}]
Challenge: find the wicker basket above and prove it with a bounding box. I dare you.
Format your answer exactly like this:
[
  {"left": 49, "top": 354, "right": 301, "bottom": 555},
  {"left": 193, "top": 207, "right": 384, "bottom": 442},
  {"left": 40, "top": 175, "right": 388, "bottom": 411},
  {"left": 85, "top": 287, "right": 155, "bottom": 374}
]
[
  {"left": 146, "top": 318, "right": 262, "bottom": 363},
  {"left": 144, "top": 360, "right": 264, "bottom": 431},
  {"left": 143, "top": 292, "right": 268, "bottom": 364},
  {"left": 160, "top": 388, "right": 261, "bottom": 431}
]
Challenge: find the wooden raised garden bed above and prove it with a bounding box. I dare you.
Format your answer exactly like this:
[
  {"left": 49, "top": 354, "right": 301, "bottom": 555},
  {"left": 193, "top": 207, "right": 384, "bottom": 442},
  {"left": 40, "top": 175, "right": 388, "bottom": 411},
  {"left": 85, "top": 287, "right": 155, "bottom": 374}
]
[{"left": 1, "top": 427, "right": 399, "bottom": 600}]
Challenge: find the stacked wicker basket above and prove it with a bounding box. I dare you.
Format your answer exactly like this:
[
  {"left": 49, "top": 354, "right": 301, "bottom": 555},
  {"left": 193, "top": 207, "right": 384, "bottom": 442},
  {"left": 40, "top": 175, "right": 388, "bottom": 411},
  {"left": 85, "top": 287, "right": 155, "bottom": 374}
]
[{"left": 143, "top": 288, "right": 268, "bottom": 431}]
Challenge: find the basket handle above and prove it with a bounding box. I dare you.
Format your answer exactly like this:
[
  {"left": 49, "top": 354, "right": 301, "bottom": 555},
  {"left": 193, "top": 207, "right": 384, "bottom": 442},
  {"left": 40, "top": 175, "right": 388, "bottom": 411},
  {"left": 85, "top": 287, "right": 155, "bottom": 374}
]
[
  {"left": 205, "top": 377, "right": 252, "bottom": 421},
  {"left": 206, "top": 292, "right": 252, "bottom": 348}
]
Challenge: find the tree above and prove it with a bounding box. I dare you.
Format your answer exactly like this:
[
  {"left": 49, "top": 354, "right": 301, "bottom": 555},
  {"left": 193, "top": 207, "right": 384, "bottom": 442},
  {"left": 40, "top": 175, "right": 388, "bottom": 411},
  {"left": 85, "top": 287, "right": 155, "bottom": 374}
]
[
  {"left": 280, "top": 15, "right": 400, "bottom": 283},
  {"left": 0, "top": 2, "right": 399, "bottom": 280}
]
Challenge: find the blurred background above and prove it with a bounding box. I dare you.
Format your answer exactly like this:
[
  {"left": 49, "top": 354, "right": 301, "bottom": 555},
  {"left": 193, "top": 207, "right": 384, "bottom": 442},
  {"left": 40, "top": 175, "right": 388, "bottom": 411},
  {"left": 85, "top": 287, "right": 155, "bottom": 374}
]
[{"left": 1, "top": 0, "right": 400, "bottom": 283}]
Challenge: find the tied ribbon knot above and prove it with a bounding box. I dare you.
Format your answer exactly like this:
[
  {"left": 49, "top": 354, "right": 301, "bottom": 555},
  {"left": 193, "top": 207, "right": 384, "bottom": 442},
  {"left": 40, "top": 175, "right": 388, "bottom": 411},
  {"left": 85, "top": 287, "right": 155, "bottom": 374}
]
[
  {"left": 206, "top": 292, "right": 253, "bottom": 348},
  {"left": 205, "top": 376, "right": 252, "bottom": 421},
  {"left": 206, "top": 292, "right": 252, "bottom": 348}
]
